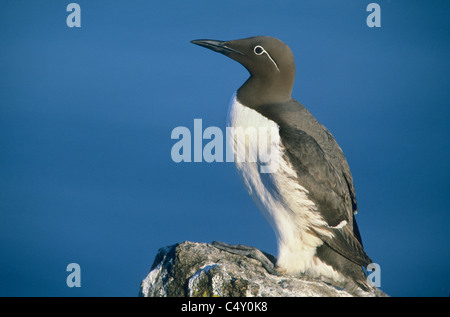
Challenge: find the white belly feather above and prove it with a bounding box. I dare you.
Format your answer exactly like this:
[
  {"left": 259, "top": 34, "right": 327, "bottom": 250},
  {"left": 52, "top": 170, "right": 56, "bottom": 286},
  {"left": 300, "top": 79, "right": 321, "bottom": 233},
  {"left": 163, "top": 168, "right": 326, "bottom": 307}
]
[{"left": 227, "top": 93, "right": 345, "bottom": 282}]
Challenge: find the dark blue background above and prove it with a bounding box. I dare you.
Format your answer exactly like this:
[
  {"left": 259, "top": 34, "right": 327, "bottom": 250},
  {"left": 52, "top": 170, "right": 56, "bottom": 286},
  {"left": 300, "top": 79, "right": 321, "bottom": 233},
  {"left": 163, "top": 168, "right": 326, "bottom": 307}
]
[{"left": 0, "top": 0, "right": 449, "bottom": 296}]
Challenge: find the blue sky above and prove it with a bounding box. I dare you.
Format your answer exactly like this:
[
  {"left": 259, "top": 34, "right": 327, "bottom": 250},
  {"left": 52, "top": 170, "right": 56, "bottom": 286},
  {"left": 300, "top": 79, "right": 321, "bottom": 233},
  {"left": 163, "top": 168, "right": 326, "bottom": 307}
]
[{"left": 0, "top": 0, "right": 449, "bottom": 296}]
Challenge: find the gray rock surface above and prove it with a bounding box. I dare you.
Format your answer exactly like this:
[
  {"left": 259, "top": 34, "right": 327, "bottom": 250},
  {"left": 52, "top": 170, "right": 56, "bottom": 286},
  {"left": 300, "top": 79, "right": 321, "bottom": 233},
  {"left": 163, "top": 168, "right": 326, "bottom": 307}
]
[{"left": 139, "top": 241, "right": 385, "bottom": 297}]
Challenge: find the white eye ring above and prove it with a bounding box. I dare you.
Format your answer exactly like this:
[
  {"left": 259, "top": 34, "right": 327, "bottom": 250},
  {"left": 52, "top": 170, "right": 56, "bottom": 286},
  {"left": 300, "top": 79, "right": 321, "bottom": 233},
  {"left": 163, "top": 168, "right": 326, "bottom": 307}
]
[
  {"left": 253, "top": 45, "right": 280, "bottom": 72},
  {"left": 254, "top": 45, "right": 265, "bottom": 55}
]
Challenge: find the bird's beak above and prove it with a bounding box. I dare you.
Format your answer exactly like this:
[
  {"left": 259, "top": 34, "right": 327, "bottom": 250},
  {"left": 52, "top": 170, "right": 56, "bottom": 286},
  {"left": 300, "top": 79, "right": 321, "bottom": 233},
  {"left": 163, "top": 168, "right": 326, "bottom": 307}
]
[{"left": 190, "top": 39, "right": 243, "bottom": 56}]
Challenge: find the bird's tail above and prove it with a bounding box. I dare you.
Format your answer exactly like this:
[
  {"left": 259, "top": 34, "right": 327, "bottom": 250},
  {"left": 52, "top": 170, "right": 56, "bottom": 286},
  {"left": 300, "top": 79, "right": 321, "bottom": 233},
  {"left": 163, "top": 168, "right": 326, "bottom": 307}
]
[{"left": 315, "top": 243, "right": 383, "bottom": 295}]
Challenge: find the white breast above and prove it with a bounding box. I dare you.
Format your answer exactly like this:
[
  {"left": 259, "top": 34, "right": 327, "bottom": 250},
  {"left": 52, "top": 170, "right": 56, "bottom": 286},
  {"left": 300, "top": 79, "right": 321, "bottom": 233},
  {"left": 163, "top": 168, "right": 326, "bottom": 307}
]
[{"left": 226, "top": 93, "right": 343, "bottom": 281}]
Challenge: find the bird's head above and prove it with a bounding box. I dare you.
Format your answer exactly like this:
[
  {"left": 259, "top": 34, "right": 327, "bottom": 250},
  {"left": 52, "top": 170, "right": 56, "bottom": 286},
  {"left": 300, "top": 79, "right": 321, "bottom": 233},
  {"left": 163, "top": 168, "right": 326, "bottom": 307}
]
[{"left": 191, "top": 36, "right": 296, "bottom": 106}]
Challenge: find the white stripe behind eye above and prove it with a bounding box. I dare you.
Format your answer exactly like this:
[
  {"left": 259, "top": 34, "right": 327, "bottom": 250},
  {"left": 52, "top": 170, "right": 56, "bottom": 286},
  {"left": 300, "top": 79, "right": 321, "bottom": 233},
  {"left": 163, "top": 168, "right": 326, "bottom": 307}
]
[{"left": 254, "top": 45, "right": 280, "bottom": 72}]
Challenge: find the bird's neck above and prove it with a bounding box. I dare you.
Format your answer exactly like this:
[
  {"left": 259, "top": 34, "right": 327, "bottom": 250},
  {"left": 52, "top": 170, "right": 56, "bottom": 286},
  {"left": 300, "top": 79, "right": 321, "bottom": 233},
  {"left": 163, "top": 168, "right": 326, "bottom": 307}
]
[{"left": 237, "top": 75, "right": 293, "bottom": 108}]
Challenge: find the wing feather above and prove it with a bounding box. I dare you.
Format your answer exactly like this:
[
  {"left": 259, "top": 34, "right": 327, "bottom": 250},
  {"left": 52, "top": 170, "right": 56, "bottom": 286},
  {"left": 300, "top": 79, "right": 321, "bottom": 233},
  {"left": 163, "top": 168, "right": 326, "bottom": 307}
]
[{"left": 279, "top": 125, "right": 372, "bottom": 266}]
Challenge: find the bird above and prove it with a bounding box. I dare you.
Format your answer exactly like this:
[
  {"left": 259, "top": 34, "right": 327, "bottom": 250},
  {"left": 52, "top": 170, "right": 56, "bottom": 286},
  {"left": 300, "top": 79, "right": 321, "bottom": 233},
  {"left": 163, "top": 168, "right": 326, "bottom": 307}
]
[{"left": 191, "top": 36, "right": 375, "bottom": 293}]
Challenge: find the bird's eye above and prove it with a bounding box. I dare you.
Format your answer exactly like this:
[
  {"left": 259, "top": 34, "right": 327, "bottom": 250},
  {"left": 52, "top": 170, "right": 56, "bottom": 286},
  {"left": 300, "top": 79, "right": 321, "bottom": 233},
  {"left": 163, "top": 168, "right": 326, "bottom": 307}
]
[{"left": 254, "top": 45, "right": 264, "bottom": 55}]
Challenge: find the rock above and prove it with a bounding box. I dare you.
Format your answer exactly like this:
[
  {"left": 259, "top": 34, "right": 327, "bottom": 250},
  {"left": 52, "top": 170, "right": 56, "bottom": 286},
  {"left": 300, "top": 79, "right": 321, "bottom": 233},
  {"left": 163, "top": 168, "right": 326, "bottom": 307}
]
[{"left": 139, "top": 241, "right": 384, "bottom": 297}]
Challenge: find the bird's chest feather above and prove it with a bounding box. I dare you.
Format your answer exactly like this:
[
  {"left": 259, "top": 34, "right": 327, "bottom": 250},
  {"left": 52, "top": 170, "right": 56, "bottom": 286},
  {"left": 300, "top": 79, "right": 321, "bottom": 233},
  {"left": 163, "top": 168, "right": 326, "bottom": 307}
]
[{"left": 226, "top": 93, "right": 284, "bottom": 215}]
